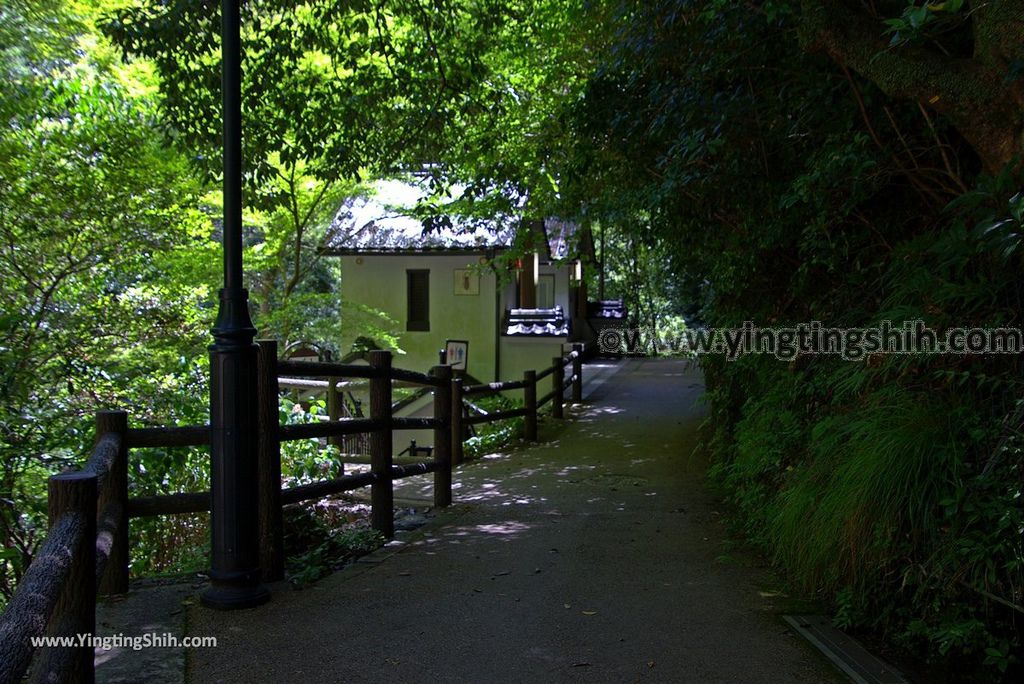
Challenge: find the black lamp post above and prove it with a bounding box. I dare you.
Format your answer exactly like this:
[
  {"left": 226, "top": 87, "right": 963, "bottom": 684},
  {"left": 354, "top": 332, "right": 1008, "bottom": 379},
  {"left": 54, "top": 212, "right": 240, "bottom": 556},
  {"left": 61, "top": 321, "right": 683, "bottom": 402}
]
[{"left": 200, "top": 0, "right": 270, "bottom": 610}]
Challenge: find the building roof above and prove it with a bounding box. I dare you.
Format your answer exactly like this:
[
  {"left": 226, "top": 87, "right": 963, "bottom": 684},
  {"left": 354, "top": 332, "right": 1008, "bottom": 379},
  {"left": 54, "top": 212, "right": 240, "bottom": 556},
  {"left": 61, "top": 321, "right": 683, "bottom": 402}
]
[
  {"left": 544, "top": 218, "right": 576, "bottom": 260},
  {"left": 327, "top": 179, "right": 580, "bottom": 258},
  {"left": 327, "top": 179, "right": 515, "bottom": 252}
]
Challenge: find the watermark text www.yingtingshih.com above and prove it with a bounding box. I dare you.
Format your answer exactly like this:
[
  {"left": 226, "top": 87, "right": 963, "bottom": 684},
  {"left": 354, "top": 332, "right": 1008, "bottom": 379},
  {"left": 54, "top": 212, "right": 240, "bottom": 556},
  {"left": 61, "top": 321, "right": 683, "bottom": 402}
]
[
  {"left": 30, "top": 632, "right": 217, "bottom": 651},
  {"left": 597, "top": 321, "right": 1024, "bottom": 361}
]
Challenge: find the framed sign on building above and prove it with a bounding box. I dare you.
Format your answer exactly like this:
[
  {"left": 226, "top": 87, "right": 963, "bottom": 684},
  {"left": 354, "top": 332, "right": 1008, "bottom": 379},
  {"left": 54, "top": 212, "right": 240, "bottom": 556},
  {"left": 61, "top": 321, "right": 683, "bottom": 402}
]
[
  {"left": 445, "top": 339, "right": 469, "bottom": 371},
  {"left": 454, "top": 269, "right": 479, "bottom": 295}
]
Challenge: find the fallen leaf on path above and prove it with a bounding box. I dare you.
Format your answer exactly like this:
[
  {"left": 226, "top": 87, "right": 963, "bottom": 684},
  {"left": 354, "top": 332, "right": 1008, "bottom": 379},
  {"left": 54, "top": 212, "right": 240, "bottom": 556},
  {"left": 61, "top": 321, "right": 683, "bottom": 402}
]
[
  {"left": 582, "top": 610, "right": 597, "bottom": 616},
  {"left": 647, "top": 661, "right": 656, "bottom": 668}
]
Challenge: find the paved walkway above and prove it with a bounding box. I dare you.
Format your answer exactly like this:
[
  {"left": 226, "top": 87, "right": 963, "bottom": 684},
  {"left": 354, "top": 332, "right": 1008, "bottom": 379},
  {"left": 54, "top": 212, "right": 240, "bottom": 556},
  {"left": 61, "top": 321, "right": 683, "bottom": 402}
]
[{"left": 187, "top": 358, "right": 839, "bottom": 683}]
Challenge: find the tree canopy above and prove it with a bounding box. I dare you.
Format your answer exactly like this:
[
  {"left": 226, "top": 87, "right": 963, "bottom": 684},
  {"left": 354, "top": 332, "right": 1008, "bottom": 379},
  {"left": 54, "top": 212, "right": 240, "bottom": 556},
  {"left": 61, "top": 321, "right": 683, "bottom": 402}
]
[{"left": 2, "top": 0, "right": 1024, "bottom": 677}]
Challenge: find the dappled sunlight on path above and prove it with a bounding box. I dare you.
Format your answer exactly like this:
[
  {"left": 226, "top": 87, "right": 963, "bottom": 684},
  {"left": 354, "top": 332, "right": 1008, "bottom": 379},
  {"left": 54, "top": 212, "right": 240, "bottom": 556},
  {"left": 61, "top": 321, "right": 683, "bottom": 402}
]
[{"left": 187, "top": 358, "right": 841, "bottom": 683}]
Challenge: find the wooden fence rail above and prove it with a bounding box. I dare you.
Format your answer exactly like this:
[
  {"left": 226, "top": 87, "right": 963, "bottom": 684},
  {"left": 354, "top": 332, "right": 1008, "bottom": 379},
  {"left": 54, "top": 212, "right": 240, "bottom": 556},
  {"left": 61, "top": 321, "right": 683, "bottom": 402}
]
[
  {"left": 0, "top": 341, "right": 587, "bottom": 683},
  {"left": 276, "top": 359, "right": 383, "bottom": 379},
  {"left": 279, "top": 418, "right": 384, "bottom": 440}
]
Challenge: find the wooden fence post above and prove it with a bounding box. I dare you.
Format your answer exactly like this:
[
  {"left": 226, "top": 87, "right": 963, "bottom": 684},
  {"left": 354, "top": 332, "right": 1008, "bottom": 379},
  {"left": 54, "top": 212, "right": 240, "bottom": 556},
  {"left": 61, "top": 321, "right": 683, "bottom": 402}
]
[
  {"left": 552, "top": 357, "right": 564, "bottom": 419},
  {"left": 572, "top": 343, "right": 583, "bottom": 404},
  {"left": 431, "top": 365, "right": 452, "bottom": 508},
  {"left": 369, "top": 351, "right": 394, "bottom": 538},
  {"left": 38, "top": 471, "right": 97, "bottom": 684},
  {"left": 95, "top": 410, "right": 128, "bottom": 595},
  {"left": 524, "top": 370, "right": 537, "bottom": 441},
  {"left": 327, "top": 376, "right": 345, "bottom": 475},
  {"left": 451, "top": 376, "right": 464, "bottom": 466},
  {"left": 256, "top": 340, "right": 284, "bottom": 582}
]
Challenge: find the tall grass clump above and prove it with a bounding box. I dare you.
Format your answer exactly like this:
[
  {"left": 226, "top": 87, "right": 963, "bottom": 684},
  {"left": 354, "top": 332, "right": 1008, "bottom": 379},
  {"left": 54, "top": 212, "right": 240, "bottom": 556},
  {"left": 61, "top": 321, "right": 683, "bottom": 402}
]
[{"left": 769, "top": 388, "right": 961, "bottom": 594}]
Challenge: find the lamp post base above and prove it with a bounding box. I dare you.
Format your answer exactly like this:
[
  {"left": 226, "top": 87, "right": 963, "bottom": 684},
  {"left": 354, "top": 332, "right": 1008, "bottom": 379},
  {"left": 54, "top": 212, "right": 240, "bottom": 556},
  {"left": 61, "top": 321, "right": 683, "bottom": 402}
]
[
  {"left": 200, "top": 583, "right": 271, "bottom": 611},
  {"left": 205, "top": 287, "right": 269, "bottom": 610}
]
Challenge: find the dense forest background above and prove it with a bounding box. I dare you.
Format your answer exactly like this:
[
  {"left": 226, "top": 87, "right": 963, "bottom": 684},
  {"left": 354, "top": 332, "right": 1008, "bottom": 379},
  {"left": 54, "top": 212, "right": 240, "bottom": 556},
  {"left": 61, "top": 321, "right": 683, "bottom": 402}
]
[{"left": 2, "top": 0, "right": 1023, "bottom": 678}]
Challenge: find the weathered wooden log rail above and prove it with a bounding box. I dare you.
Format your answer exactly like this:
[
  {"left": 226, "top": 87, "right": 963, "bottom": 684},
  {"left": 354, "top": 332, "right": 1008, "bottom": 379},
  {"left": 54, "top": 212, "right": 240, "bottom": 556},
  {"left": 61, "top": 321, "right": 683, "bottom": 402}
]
[
  {"left": 0, "top": 342, "right": 586, "bottom": 684},
  {"left": 0, "top": 413, "right": 128, "bottom": 684},
  {"left": 454, "top": 344, "right": 583, "bottom": 464}
]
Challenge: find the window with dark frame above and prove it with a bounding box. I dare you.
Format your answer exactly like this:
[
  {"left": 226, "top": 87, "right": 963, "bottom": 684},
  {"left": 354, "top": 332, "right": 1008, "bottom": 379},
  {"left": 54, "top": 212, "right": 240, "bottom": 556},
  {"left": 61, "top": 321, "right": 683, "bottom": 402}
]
[{"left": 406, "top": 269, "right": 430, "bottom": 331}]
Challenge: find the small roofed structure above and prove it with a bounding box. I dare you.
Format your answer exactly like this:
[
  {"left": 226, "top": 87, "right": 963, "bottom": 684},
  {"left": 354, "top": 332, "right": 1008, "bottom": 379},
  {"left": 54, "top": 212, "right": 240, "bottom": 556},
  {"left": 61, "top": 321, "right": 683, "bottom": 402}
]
[
  {"left": 587, "top": 299, "right": 629, "bottom": 357},
  {"left": 588, "top": 299, "right": 627, "bottom": 319},
  {"left": 505, "top": 307, "right": 569, "bottom": 336},
  {"left": 327, "top": 178, "right": 595, "bottom": 383}
]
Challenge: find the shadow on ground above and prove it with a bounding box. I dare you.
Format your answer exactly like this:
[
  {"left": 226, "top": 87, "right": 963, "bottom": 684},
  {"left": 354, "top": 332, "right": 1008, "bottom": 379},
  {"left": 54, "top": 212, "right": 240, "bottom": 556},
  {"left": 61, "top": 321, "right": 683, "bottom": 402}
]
[{"left": 180, "top": 358, "right": 841, "bottom": 683}]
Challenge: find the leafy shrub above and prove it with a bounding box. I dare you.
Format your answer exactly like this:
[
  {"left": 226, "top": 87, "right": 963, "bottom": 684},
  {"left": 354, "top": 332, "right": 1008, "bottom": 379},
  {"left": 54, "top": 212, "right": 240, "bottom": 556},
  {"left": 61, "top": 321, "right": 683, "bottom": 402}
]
[
  {"left": 462, "top": 394, "right": 525, "bottom": 458},
  {"left": 279, "top": 397, "right": 345, "bottom": 486}
]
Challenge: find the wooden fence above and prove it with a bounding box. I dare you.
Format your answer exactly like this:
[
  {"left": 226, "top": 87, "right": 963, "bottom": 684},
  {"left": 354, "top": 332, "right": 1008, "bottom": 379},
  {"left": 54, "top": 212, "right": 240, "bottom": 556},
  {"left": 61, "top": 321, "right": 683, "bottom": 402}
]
[{"left": 0, "top": 342, "right": 584, "bottom": 684}]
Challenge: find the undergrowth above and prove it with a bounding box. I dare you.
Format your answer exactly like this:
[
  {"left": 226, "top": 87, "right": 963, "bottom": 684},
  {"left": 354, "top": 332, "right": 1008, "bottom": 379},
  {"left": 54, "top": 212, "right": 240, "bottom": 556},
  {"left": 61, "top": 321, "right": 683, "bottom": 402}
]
[
  {"left": 462, "top": 394, "right": 525, "bottom": 458},
  {"left": 704, "top": 172, "right": 1024, "bottom": 680},
  {"left": 284, "top": 503, "right": 385, "bottom": 588}
]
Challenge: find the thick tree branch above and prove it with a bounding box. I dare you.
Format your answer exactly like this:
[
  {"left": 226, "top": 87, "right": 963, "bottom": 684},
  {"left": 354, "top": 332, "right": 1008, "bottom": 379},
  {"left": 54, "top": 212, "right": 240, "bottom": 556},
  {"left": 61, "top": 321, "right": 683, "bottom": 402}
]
[{"left": 800, "top": 0, "right": 1024, "bottom": 170}]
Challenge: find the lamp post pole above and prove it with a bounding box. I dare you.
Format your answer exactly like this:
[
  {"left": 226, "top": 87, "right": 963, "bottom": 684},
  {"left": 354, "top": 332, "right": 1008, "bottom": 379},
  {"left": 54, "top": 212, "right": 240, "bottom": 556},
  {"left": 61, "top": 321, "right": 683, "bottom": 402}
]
[{"left": 201, "top": 0, "right": 270, "bottom": 610}]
